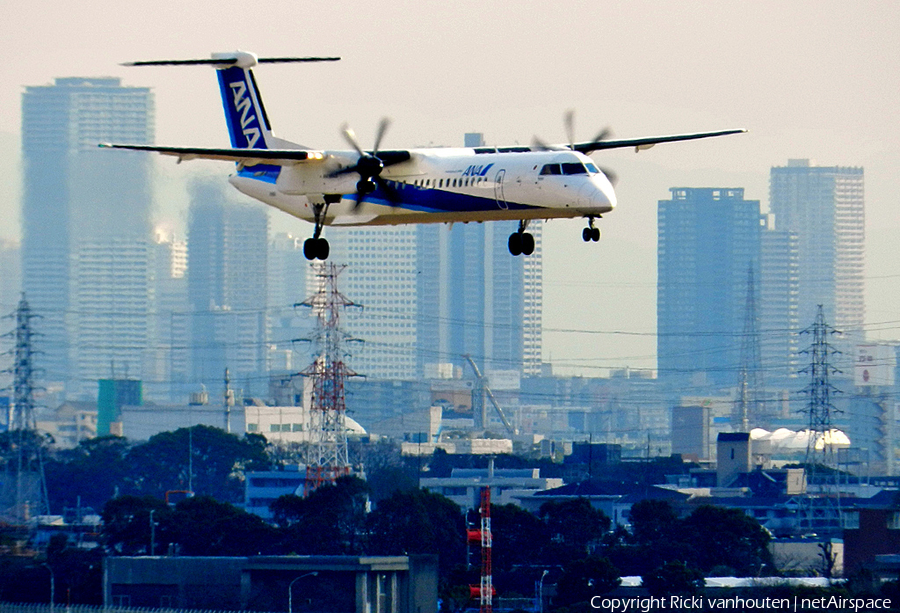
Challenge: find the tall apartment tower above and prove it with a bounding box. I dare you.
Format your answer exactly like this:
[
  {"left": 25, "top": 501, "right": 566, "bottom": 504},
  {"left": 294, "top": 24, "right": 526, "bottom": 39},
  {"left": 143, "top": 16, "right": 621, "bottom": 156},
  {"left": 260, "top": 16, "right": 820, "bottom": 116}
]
[
  {"left": 657, "top": 188, "right": 762, "bottom": 389},
  {"left": 417, "top": 220, "right": 542, "bottom": 378},
  {"left": 147, "top": 231, "right": 188, "bottom": 402},
  {"left": 267, "top": 233, "right": 310, "bottom": 374},
  {"left": 759, "top": 225, "right": 800, "bottom": 388},
  {"left": 0, "top": 239, "right": 21, "bottom": 315},
  {"left": 769, "top": 160, "right": 865, "bottom": 352},
  {"left": 21, "top": 77, "right": 153, "bottom": 396},
  {"left": 181, "top": 180, "right": 269, "bottom": 398},
  {"left": 324, "top": 226, "right": 420, "bottom": 380}
]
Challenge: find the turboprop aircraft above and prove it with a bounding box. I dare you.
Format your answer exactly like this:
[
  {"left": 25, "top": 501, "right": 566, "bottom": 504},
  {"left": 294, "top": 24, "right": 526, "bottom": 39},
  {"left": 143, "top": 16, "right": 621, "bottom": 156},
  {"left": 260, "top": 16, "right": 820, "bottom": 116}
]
[{"left": 101, "top": 51, "right": 745, "bottom": 261}]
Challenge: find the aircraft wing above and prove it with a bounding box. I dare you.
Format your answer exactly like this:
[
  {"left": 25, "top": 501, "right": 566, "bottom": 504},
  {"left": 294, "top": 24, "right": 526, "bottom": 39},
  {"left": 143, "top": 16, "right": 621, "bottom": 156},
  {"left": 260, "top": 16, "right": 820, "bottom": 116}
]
[
  {"left": 99, "top": 143, "right": 412, "bottom": 168},
  {"left": 98, "top": 143, "right": 327, "bottom": 165},
  {"left": 572, "top": 128, "right": 746, "bottom": 154}
]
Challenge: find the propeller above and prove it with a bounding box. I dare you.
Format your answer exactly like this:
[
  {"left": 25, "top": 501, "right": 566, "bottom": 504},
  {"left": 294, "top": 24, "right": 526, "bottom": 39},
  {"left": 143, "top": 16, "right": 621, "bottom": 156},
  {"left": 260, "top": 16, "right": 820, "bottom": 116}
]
[
  {"left": 535, "top": 110, "right": 617, "bottom": 184},
  {"left": 329, "top": 118, "right": 400, "bottom": 209}
]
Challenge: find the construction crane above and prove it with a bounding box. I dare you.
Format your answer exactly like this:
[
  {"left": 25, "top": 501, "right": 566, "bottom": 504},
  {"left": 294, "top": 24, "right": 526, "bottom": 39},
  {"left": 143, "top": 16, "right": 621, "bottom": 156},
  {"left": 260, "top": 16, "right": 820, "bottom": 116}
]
[{"left": 463, "top": 355, "right": 517, "bottom": 436}]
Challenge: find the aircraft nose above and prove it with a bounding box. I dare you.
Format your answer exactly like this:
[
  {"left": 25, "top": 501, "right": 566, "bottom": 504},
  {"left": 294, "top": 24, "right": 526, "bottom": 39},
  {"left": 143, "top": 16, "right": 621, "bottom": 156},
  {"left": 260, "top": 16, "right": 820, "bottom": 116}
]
[{"left": 592, "top": 174, "right": 616, "bottom": 211}]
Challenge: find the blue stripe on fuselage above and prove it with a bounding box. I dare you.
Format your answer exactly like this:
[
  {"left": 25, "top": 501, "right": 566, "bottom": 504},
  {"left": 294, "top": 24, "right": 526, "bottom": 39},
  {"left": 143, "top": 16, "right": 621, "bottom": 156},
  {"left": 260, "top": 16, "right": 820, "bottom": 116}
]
[{"left": 350, "top": 182, "right": 535, "bottom": 213}]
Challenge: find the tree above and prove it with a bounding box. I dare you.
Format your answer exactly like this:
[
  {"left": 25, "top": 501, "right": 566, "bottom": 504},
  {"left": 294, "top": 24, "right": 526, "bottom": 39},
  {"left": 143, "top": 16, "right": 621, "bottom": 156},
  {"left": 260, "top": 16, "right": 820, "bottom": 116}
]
[
  {"left": 169, "top": 495, "right": 279, "bottom": 556},
  {"left": 491, "top": 503, "right": 549, "bottom": 573},
  {"left": 273, "top": 476, "right": 370, "bottom": 555},
  {"left": 101, "top": 494, "right": 172, "bottom": 555},
  {"left": 368, "top": 488, "right": 466, "bottom": 579},
  {"left": 46, "top": 535, "right": 104, "bottom": 604},
  {"left": 539, "top": 498, "right": 610, "bottom": 562},
  {"left": 607, "top": 499, "right": 688, "bottom": 576},
  {"left": 681, "top": 505, "right": 773, "bottom": 576},
  {"left": 553, "top": 556, "right": 621, "bottom": 608},
  {"left": 45, "top": 436, "right": 130, "bottom": 512},
  {"left": 628, "top": 499, "right": 678, "bottom": 545},
  {"left": 124, "top": 425, "right": 270, "bottom": 502},
  {"left": 642, "top": 560, "right": 705, "bottom": 597}
]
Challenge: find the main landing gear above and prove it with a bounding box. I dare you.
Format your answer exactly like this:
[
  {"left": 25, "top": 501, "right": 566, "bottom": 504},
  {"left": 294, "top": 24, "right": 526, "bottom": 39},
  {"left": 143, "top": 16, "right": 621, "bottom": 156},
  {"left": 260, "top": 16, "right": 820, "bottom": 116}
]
[
  {"left": 582, "top": 217, "right": 601, "bottom": 242},
  {"left": 304, "top": 203, "right": 330, "bottom": 260},
  {"left": 508, "top": 221, "right": 535, "bottom": 256}
]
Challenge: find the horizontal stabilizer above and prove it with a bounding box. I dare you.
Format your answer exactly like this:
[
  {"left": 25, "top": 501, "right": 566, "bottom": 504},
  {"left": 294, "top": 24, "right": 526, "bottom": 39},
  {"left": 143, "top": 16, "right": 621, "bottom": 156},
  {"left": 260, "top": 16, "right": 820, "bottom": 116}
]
[{"left": 123, "top": 55, "right": 339, "bottom": 68}]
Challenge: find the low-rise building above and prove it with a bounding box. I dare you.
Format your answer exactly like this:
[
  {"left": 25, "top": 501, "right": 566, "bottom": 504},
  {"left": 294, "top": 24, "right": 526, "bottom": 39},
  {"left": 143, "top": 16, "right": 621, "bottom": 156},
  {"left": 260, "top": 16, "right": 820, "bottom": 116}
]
[
  {"left": 420, "top": 467, "right": 562, "bottom": 510},
  {"left": 104, "top": 555, "right": 438, "bottom": 613},
  {"left": 244, "top": 466, "right": 307, "bottom": 519}
]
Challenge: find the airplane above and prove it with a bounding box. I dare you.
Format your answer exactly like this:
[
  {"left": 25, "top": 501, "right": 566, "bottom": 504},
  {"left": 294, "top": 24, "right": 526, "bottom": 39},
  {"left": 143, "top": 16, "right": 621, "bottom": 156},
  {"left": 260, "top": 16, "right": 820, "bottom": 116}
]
[{"left": 100, "top": 51, "right": 745, "bottom": 261}]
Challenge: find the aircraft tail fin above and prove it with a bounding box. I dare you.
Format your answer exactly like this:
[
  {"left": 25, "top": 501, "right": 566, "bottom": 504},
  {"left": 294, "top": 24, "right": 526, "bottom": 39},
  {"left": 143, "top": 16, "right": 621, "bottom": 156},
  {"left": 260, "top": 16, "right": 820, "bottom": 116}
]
[
  {"left": 216, "top": 62, "right": 277, "bottom": 150},
  {"left": 124, "top": 51, "right": 339, "bottom": 151}
]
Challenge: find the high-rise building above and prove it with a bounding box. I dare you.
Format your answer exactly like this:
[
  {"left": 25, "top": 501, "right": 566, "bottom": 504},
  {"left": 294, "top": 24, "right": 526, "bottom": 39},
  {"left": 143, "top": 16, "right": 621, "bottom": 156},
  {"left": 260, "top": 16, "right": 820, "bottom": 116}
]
[
  {"left": 182, "top": 180, "right": 269, "bottom": 398},
  {"left": 21, "top": 77, "right": 154, "bottom": 396},
  {"left": 769, "top": 160, "right": 864, "bottom": 346},
  {"left": 71, "top": 238, "right": 150, "bottom": 391},
  {"left": 325, "top": 226, "right": 419, "bottom": 380},
  {"left": 0, "top": 239, "right": 21, "bottom": 315},
  {"left": 148, "top": 231, "right": 188, "bottom": 402},
  {"left": 268, "top": 233, "right": 310, "bottom": 373},
  {"left": 759, "top": 224, "right": 800, "bottom": 387},
  {"left": 417, "top": 221, "right": 543, "bottom": 378},
  {"left": 657, "top": 188, "right": 762, "bottom": 389}
]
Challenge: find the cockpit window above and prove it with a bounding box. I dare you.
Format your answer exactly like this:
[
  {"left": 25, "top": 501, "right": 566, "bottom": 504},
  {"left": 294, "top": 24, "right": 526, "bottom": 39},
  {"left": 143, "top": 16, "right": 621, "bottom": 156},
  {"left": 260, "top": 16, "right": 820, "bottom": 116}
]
[
  {"left": 585, "top": 163, "right": 600, "bottom": 174},
  {"left": 539, "top": 163, "right": 561, "bottom": 175},
  {"left": 561, "top": 162, "right": 588, "bottom": 175}
]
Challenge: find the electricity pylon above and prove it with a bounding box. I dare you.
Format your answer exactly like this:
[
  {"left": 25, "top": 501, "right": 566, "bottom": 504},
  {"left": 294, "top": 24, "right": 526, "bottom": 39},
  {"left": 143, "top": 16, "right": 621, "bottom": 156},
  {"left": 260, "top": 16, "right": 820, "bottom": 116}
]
[
  {"left": 298, "top": 264, "right": 360, "bottom": 495},
  {"left": 798, "top": 305, "right": 843, "bottom": 534}
]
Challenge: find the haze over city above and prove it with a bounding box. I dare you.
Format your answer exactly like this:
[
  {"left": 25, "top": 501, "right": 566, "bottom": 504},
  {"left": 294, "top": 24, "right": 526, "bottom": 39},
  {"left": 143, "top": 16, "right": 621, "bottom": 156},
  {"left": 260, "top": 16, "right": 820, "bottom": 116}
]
[{"left": 2, "top": 0, "right": 899, "bottom": 374}]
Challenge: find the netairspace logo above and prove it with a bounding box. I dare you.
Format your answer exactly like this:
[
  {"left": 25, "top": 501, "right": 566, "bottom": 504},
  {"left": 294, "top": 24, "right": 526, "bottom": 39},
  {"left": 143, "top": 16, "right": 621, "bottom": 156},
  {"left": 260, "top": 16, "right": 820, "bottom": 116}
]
[{"left": 591, "top": 595, "right": 893, "bottom": 612}]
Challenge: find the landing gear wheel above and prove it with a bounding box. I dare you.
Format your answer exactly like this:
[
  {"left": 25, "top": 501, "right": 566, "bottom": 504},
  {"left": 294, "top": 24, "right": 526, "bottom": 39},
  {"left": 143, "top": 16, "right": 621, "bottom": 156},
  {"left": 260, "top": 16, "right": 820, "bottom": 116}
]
[
  {"left": 521, "top": 232, "right": 535, "bottom": 256},
  {"left": 508, "top": 232, "right": 534, "bottom": 256},
  {"left": 303, "top": 237, "right": 330, "bottom": 260},
  {"left": 591, "top": 227, "right": 601, "bottom": 242},
  {"left": 508, "top": 232, "right": 522, "bottom": 256},
  {"left": 582, "top": 227, "right": 592, "bottom": 242}
]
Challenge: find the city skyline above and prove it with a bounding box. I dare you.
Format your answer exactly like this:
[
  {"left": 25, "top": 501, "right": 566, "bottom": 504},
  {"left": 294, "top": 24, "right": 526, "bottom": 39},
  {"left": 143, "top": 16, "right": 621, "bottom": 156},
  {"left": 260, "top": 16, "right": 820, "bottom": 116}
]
[{"left": 1, "top": 2, "right": 898, "bottom": 376}]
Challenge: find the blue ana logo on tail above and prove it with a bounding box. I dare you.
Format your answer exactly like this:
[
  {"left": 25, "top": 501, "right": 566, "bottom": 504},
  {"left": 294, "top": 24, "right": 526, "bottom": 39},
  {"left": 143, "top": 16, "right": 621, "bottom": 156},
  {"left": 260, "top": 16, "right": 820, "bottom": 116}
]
[{"left": 229, "top": 80, "right": 261, "bottom": 148}]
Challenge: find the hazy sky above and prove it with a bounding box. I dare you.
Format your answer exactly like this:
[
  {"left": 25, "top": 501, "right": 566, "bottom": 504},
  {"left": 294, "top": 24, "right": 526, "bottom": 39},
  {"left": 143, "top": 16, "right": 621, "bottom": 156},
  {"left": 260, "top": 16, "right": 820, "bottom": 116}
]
[{"left": 2, "top": 1, "right": 899, "bottom": 375}]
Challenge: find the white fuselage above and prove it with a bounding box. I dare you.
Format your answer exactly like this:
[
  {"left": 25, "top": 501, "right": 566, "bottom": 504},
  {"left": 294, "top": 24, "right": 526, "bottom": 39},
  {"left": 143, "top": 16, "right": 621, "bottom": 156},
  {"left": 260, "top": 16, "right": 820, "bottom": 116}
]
[{"left": 229, "top": 147, "right": 616, "bottom": 227}]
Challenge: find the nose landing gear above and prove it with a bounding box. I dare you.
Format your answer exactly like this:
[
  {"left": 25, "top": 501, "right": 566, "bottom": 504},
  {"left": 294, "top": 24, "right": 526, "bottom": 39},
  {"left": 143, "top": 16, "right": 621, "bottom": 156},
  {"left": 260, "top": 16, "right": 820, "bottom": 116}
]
[{"left": 508, "top": 221, "right": 535, "bottom": 256}]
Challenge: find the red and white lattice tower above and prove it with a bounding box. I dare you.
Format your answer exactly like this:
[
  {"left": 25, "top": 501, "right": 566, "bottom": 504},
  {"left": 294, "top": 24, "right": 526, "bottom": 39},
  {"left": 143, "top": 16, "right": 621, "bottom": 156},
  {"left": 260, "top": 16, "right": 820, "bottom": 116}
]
[
  {"left": 479, "top": 486, "right": 493, "bottom": 613},
  {"left": 467, "top": 486, "right": 493, "bottom": 613},
  {"left": 299, "top": 263, "right": 359, "bottom": 496}
]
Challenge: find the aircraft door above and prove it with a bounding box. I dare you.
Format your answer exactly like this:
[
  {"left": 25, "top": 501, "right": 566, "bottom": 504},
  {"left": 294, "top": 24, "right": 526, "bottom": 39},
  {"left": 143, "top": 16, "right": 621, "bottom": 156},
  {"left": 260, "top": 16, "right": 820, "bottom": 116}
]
[{"left": 494, "top": 169, "right": 508, "bottom": 209}]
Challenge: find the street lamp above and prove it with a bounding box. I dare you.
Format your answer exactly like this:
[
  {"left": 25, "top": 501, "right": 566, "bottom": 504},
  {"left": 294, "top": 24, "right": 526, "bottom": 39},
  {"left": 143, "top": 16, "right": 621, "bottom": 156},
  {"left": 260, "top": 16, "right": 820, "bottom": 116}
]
[
  {"left": 41, "top": 563, "right": 55, "bottom": 612},
  {"left": 537, "top": 570, "right": 549, "bottom": 613},
  {"left": 149, "top": 509, "right": 157, "bottom": 556},
  {"left": 288, "top": 572, "right": 319, "bottom": 613}
]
